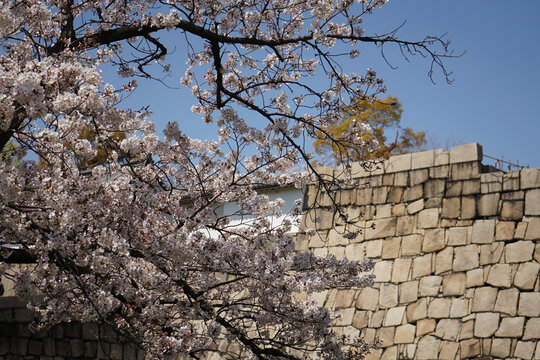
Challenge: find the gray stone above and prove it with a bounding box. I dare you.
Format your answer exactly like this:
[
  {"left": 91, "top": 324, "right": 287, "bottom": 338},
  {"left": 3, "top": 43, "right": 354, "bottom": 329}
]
[
  {"left": 441, "top": 197, "right": 460, "bottom": 219},
  {"left": 514, "top": 341, "right": 535, "bottom": 359},
  {"left": 430, "top": 165, "right": 449, "bottom": 178},
  {"left": 386, "top": 153, "right": 411, "bottom": 173},
  {"left": 445, "top": 181, "right": 462, "bottom": 197},
  {"left": 410, "top": 169, "right": 429, "bottom": 186},
  {"left": 403, "top": 185, "right": 423, "bottom": 202},
  {"left": 449, "top": 298, "right": 469, "bottom": 318},
  {"left": 521, "top": 168, "right": 540, "bottom": 189},
  {"left": 495, "top": 317, "right": 524, "bottom": 338},
  {"left": 525, "top": 217, "right": 540, "bottom": 240},
  {"left": 471, "top": 219, "right": 495, "bottom": 244},
  {"left": 372, "top": 186, "right": 389, "bottom": 204},
  {"left": 462, "top": 179, "right": 480, "bottom": 195},
  {"left": 461, "top": 196, "right": 476, "bottom": 219},
  {"left": 412, "top": 150, "right": 435, "bottom": 169},
  {"left": 449, "top": 143, "right": 482, "bottom": 164},
  {"left": 506, "top": 240, "right": 534, "bottom": 263},
  {"left": 424, "top": 180, "right": 445, "bottom": 198},
  {"left": 450, "top": 162, "right": 480, "bottom": 181},
  {"left": 474, "top": 312, "right": 499, "bottom": 338}
]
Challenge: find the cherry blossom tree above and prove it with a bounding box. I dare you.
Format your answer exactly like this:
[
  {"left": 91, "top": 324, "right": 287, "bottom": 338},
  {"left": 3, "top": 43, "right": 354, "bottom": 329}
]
[{"left": 0, "top": 0, "right": 454, "bottom": 358}]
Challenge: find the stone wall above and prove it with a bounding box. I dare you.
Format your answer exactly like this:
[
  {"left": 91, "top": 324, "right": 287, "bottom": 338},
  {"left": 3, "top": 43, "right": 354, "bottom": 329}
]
[{"left": 296, "top": 143, "right": 540, "bottom": 359}]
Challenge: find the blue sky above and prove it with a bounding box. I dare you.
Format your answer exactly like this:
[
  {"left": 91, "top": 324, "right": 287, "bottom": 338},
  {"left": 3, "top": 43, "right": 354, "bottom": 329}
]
[{"left": 114, "top": 1, "right": 540, "bottom": 169}]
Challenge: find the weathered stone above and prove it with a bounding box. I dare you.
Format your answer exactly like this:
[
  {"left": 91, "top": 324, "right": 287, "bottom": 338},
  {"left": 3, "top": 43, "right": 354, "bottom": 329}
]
[
  {"left": 442, "top": 272, "right": 466, "bottom": 295},
  {"left": 480, "top": 242, "right": 504, "bottom": 265},
  {"left": 460, "top": 339, "right": 480, "bottom": 359},
  {"left": 514, "top": 341, "right": 536, "bottom": 359},
  {"left": 424, "top": 180, "right": 445, "bottom": 198},
  {"left": 471, "top": 219, "right": 495, "bottom": 244},
  {"left": 28, "top": 340, "right": 42, "bottom": 356},
  {"left": 386, "top": 153, "right": 411, "bottom": 173},
  {"left": 481, "top": 172, "right": 503, "bottom": 193},
  {"left": 411, "top": 150, "right": 435, "bottom": 169},
  {"left": 335, "top": 307, "right": 355, "bottom": 326},
  {"left": 384, "top": 306, "right": 405, "bottom": 326},
  {"left": 525, "top": 188, "right": 540, "bottom": 215},
  {"left": 356, "top": 287, "right": 379, "bottom": 311},
  {"left": 461, "top": 196, "right": 476, "bottom": 219},
  {"left": 328, "top": 228, "right": 349, "bottom": 246},
  {"left": 412, "top": 254, "right": 432, "bottom": 278},
  {"left": 394, "top": 324, "right": 415, "bottom": 344},
  {"left": 387, "top": 187, "right": 403, "bottom": 203},
  {"left": 399, "top": 281, "right": 418, "bottom": 304},
  {"left": 394, "top": 171, "right": 408, "bottom": 186},
  {"left": 357, "top": 188, "right": 373, "bottom": 205},
  {"left": 381, "top": 237, "right": 400, "bottom": 259},
  {"left": 446, "top": 181, "right": 462, "bottom": 197},
  {"left": 502, "top": 171, "right": 520, "bottom": 191},
  {"left": 391, "top": 258, "right": 411, "bottom": 283},
  {"left": 435, "top": 246, "right": 453, "bottom": 274},
  {"left": 380, "top": 346, "right": 398, "bottom": 360},
  {"left": 514, "top": 262, "right": 540, "bottom": 290},
  {"left": 365, "top": 217, "right": 396, "bottom": 239},
  {"left": 370, "top": 310, "right": 385, "bottom": 328},
  {"left": 345, "top": 243, "right": 365, "bottom": 261},
  {"left": 425, "top": 197, "right": 442, "bottom": 208},
  {"left": 410, "top": 169, "right": 429, "bottom": 186},
  {"left": 375, "top": 326, "right": 395, "bottom": 348},
  {"left": 525, "top": 217, "right": 540, "bottom": 240},
  {"left": 427, "top": 298, "right": 451, "bottom": 319},
  {"left": 401, "top": 234, "right": 422, "bottom": 256},
  {"left": 449, "top": 298, "right": 469, "bottom": 318},
  {"left": 379, "top": 283, "right": 398, "bottom": 309},
  {"left": 372, "top": 187, "right": 390, "bottom": 204},
  {"left": 518, "top": 292, "right": 540, "bottom": 317},
  {"left": 366, "top": 239, "right": 383, "bottom": 258},
  {"left": 407, "top": 199, "right": 424, "bottom": 215},
  {"left": 417, "top": 208, "right": 438, "bottom": 229},
  {"left": 441, "top": 197, "right": 460, "bottom": 219},
  {"left": 375, "top": 204, "right": 392, "bottom": 219},
  {"left": 438, "top": 341, "right": 459, "bottom": 360},
  {"left": 494, "top": 288, "right": 519, "bottom": 316},
  {"left": 416, "top": 318, "right": 436, "bottom": 337},
  {"left": 396, "top": 216, "right": 414, "bottom": 235},
  {"left": 422, "top": 228, "right": 445, "bottom": 253},
  {"left": 466, "top": 268, "right": 484, "bottom": 288},
  {"left": 515, "top": 221, "right": 528, "bottom": 239},
  {"left": 474, "top": 312, "right": 499, "bottom": 338},
  {"left": 490, "top": 338, "right": 511, "bottom": 358},
  {"left": 415, "top": 335, "right": 440, "bottom": 360},
  {"left": 403, "top": 185, "right": 423, "bottom": 202},
  {"left": 434, "top": 319, "right": 460, "bottom": 341},
  {"left": 495, "top": 316, "right": 524, "bottom": 337},
  {"left": 523, "top": 318, "right": 540, "bottom": 340},
  {"left": 472, "top": 286, "right": 498, "bottom": 312},
  {"left": 461, "top": 179, "right": 480, "bottom": 194},
  {"left": 477, "top": 193, "right": 500, "bottom": 217},
  {"left": 352, "top": 311, "right": 370, "bottom": 329},
  {"left": 328, "top": 246, "right": 345, "bottom": 259},
  {"left": 419, "top": 276, "right": 442, "bottom": 297},
  {"left": 434, "top": 149, "right": 449, "bottom": 166},
  {"left": 536, "top": 244, "right": 540, "bottom": 263},
  {"left": 406, "top": 298, "right": 427, "bottom": 322},
  {"left": 500, "top": 200, "right": 524, "bottom": 220},
  {"left": 461, "top": 320, "right": 474, "bottom": 339},
  {"left": 392, "top": 203, "right": 406, "bottom": 216},
  {"left": 486, "top": 264, "right": 512, "bottom": 288},
  {"left": 447, "top": 226, "right": 468, "bottom": 246},
  {"left": 335, "top": 289, "right": 357, "bottom": 308},
  {"left": 450, "top": 143, "right": 482, "bottom": 164},
  {"left": 495, "top": 221, "right": 516, "bottom": 241},
  {"left": 506, "top": 240, "right": 534, "bottom": 263},
  {"left": 521, "top": 168, "right": 540, "bottom": 188},
  {"left": 450, "top": 162, "right": 480, "bottom": 181},
  {"left": 373, "top": 260, "right": 392, "bottom": 283},
  {"left": 453, "top": 245, "right": 479, "bottom": 271}
]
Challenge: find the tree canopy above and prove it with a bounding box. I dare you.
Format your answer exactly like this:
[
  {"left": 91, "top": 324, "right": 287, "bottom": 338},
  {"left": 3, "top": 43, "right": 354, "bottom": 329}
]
[{"left": 0, "top": 0, "right": 454, "bottom": 358}]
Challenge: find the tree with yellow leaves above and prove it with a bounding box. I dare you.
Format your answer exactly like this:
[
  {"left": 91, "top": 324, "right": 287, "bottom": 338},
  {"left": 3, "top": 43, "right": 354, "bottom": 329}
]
[{"left": 314, "top": 96, "right": 426, "bottom": 163}]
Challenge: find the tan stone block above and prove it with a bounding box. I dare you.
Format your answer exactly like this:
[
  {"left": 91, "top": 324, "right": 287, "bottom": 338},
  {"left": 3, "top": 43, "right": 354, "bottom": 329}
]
[
  {"left": 514, "top": 341, "right": 536, "bottom": 359},
  {"left": 453, "top": 245, "right": 479, "bottom": 271},
  {"left": 434, "top": 149, "right": 449, "bottom": 166},
  {"left": 446, "top": 181, "right": 462, "bottom": 197},
  {"left": 381, "top": 237, "right": 401, "bottom": 259},
  {"left": 472, "top": 219, "right": 496, "bottom": 244},
  {"left": 521, "top": 168, "right": 540, "bottom": 189},
  {"left": 435, "top": 247, "right": 454, "bottom": 275},
  {"left": 501, "top": 200, "right": 524, "bottom": 220},
  {"left": 328, "top": 228, "right": 349, "bottom": 246},
  {"left": 373, "top": 260, "right": 392, "bottom": 282},
  {"left": 480, "top": 172, "right": 503, "bottom": 193},
  {"left": 411, "top": 150, "right": 435, "bottom": 169},
  {"left": 393, "top": 171, "right": 408, "bottom": 187},
  {"left": 335, "top": 307, "right": 355, "bottom": 326},
  {"left": 370, "top": 310, "right": 385, "bottom": 328},
  {"left": 365, "top": 217, "right": 396, "bottom": 239},
  {"left": 396, "top": 216, "right": 413, "bottom": 236},
  {"left": 495, "top": 317, "right": 524, "bottom": 338},
  {"left": 474, "top": 312, "right": 500, "bottom": 338},
  {"left": 494, "top": 288, "right": 519, "bottom": 316},
  {"left": 428, "top": 298, "right": 451, "bottom": 319},
  {"left": 518, "top": 292, "right": 540, "bottom": 317},
  {"left": 451, "top": 162, "right": 480, "bottom": 181},
  {"left": 523, "top": 318, "right": 540, "bottom": 340},
  {"left": 435, "top": 319, "right": 460, "bottom": 341},
  {"left": 525, "top": 188, "right": 540, "bottom": 215},
  {"left": 391, "top": 203, "right": 406, "bottom": 217},
  {"left": 386, "top": 153, "right": 411, "bottom": 173},
  {"left": 403, "top": 185, "right": 423, "bottom": 202},
  {"left": 506, "top": 240, "right": 534, "bottom": 263},
  {"left": 514, "top": 262, "right": 540, "bottom": 290},
  {"left": 480, "top": 242, "right": 504, "bottom": 265},
  {"left": 401, "top": 234, "right": 422, "bottom": 256},
  {"left": 447, "top": 227, "right": 468, "bottom": 246},
  {"left": 357, "top": 188, "right": 373, "bottom": 205},
  {"left": 407, "top": 199, "right": 424, "bottom": 215},
  {"left": 406, "top": 298, "right": 427, "bottom": 322},
  {"left": 438, "top": 341, "right": 459, "bottom": 360},
  {"left": 371, "top": 187, "right": 389, "bottom": 204},
  {"left": 394, "top": 324, "right": 415, "bottom": 344},
  {"left": 450, "top": 298, "right": 469, "bottom": 318},
  {"left": 399, "top": 281, "right": 418, "bottom": 304},
  {"left": 424, "top": 179, "right": 445, "bottom": 198},
  {"left": 418, "top": 276, "right": 442, "bottom": 297},
  {"left": 450, "top": 143, "right": 482, "bottom": 164},
  {"left": 335, "top": 289, "right": 357, "bottom": 308},
  {"left": 409, "top": 169, "right": 428, "bottom": 186},
  {"left": 416, "top": 319, "right": 435, "bottom": 337},
  {"left": 425, "top": 197, "right": 442, "bottom": 209},
  {"left": 312, "top": 247, "right": 328, "bottom": 257},
  {"left": 380, "top": 346, "right": 397, "bottom": 360},
  {"left": 366, "top": 239, "right": 383, "bottom": 258},
  {"left": 386, "top": 187, "right": 403, "bottom": 204},
  {"left": 495, "top": 221, "right": 516, "bottom": 241},
  {"left": 375, "top": 204, "right": 392, "bottom": 219},
  {"left": 462, "top": 179, "right": 480, "bottom": 195},
  {"left": 460, "top": 320, "right": 474, "bottom": 340},
  {"left": 460, "top": 338, "right": 480, "bottom": 359},
  {"left": 345, "top": 243, "right": 366, "bottom": 261},
  {"left": 364, "top": 348, "right": 382, "bottom": 360},
  {"left": 412, "top": 254, "right": 432, "bottom": 278},
  {"left": 478, "top": 193, "right": 500, "bottom": 217},
  {"left": 416, "top": 335, "right": 440, "bottom": 360},
  {"left": 384, "top": 306, "right": 405, "bottom": 327},
  {"left": 375, "top": 326, "right": 395, "bottom": 348},
  {"left": 503, "top": 171, "right": 521, "bottom": 191},
  {"left": 422, "top": 228, "right": 445, "bottom": 253},
  {"left": 391, "top": 258, "right": 411, "bottom": 283},
  {"left": 352, "top": 311, "right": 370, "bottom": 329},
  {"left": 379, "top": 283, "right": 398, "bottom": 309},
  {"left": 328, "top": 246, "right": 345, "bottom": 259},
  {"left": 472, "top": 286, "right": 498, "bottom": 312},
  {"left": 461, "top": 196, "right": 476, "bottom": 219},
  {"left": 441, "top": 197, "right": 460, "bottom": 219},
  {"left": 490, "top": 338, "right": 511, "bottom": 358},
  {"left": 442, "top": 273, "right": 466, "bottom": 296},
  {"left": 417, "top": 208, "right": 439, "bottom": 229},
  {"left": 525, "top": 217, "right": 540, "bottom": 240},
  {"left": 515, "top": 221, "right": 528, "bottom": 239},
  {"left": 466, "top": 268, "right": 484, "bottom": 288},
  {"left": 486, "top": 264, "right": 512, "bottom": 288}
]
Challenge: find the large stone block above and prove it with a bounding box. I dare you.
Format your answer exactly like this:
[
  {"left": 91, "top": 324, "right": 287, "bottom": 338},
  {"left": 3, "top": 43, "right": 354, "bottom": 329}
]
[
  {"left": 384, "top": 306, "right": 406, "bottom": 327},
  {"left": 335, "top": 308, "right": 355, "bottom": 326},
  {"left": 472, "top": 286, "right": 498, "bottom": 312},
  {"left": 466, "top": 268, "right": 484, "bottom": 288},
  {"left": 427, "top": 298, "right": 451, "bottom": 319},
  {"left": 500, "top": 200, "right": 524, "bottom": 220},
  {"left": 441, "top": 197, "right": 460, "bottom": 219},
  {"left": 518, "top": 292, "right": 540, "bottom": 317},
  {"left": 450, "top": 162, "right": 480, "bottom": 181},
  {"left": 442, "top": 272, "right": 466, "bottom": 296},
  {"left": 406, "top": 298, "right": 427, "bottom": 322},
  {"left": 366, "top": 239, "right": 383, "bottom": 258},
  {"left": 386, "top": 153, "right": 411, "bottom": 173},
  {"left": 416, "top": 335, "right": 440, "bottom": 360},
  {"left": 419, "top": 276, "right": 442, "bottom": 297},
  {"left": 486, "top": 264, "right": 512, "bottom": 288},
  {"left": 373, "top": 260, "right": 392, "bottom": 282},
  {"left": 449, "top": 298, "right": 469, "bottom": 318},
  {"left": 523, "top": 318, "right": 540, "bottom": 340},
  {"left": 447, "top": 226, "right": 468, "bottom": 246},
  {"left": 365, "top": 217, "right": 396, "bottom": 239},
  {"left": 424, "top": 180, "right": 445, "bottom": 198},
  {"left": 403, "top": 185, "right": 423, "bottom": 202},
  {"left": 461, "top": 196, "right": 476, "bottom": 219},
  {"left": 391, "top": 258, "right": 411, "bottom": 283},
  {"left": 401, "top": 234, "right": 422, "bottom": 256},
  {"left": 494, "top": 288, "right": 519, "bottom": 316},
  {"left": 355, "top": 287, "right": 378, "bottom": 311},
  {"left": 525, "top": 188, "right": 540, "bottom": 215},
  {"left": 495, "top": 221, "right": 515, "bottom": 241},
  {"left": 471, "top": 219, "right": 495, "bottom": 244},
  {"left": 375, "top": 326, "right": 395, "bottom": 348},
  {"left": 513, "top": 341, "right": 536, "bottom": 359},
  {"left": 352, "top": 311, "right": 370, "bottom": 329},
  {"left": 394, "top": 324, "right": 415, "bottom": 344},
  {"left": 477, "top": 193, "right": 500, "bottom": 217},
  {"left": 490, "top": 338, "right": 511, "bottom": 358},
  {"left": 435, "top": 246, "right": 454, "bottom": 274},
  {"left": 334, "top": 289, "right": 357, "bottom": 308},
  {"left": 521, "top": 168, "right": 540, "bottom": 189},
  {"left": 379, "top": 283, "right": 398, "bottom": 309},
  {"left": 453, "top": 245, "right": 479, "bottom": 271},
  {"left": 480, "top": 172, "right": 503, "bottom": 193},
  {"left": 525, "top": 217, "right": 540, "bottom": 240},
  {"left": 505, "top": 240, "right": 534, "bottom": 263},
  {"left": 417, "top": 208, "right": 439, "bottom": 229},
  {"left": 407, "top": 199, "right": 424, "bottom": 215},
  {"left": 396, "top": 216, "right": 413, "bottom": 235},
  {"left": 495, "top": 317, "right": 524, "bottom": 338},
  {"left": 412, "top": 254, "right": 432, "bottom": 278},
  {"left": 422, "top": 228, "right": 445, "bottom": 253},
  {"left": 479, "top": 242, "right": 504, "bottom": 265},
  {"left": 416, "top": 319, "right": 436, "bottom": 337},
  {"left": 399, "top": 281, "right": 418, "bottom": 304},
  {"left": 514, "top": 262, "right": 540, "bottom": 290},
  {"left": 411, "top": 150, "right": 435, "bottom": 170},
  {"left": 474, "top": 312, "right": 499, "bottom": 338},
  {"left": 381, "top": 237, "right": 401, "bottom": 259},
  {"left": 449, "top": 143, "right": 482, "bottom": 164},
  {"left": 435, "top": 319, "right": 460, "bottom": 341},
  {"left": 460, "top": 339, "right": 481, "bottom": 359}
]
